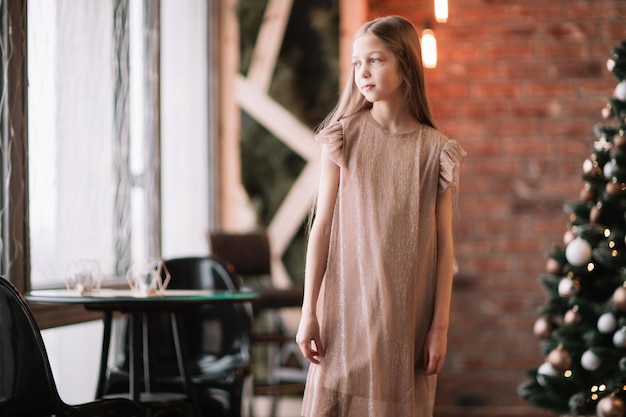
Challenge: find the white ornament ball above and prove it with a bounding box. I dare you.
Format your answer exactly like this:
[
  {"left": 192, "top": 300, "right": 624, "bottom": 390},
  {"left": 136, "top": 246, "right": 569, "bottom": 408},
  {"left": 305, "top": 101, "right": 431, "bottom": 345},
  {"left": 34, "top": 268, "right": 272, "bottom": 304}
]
[
  {"left": 565, "top": 237, "right": 592, "bottom": 266},
  {"left": 536, "top": 361, "right": 559, "bottom": 387},
  {"left": 598, "top": 312, "right": 618, "bottom": 334},
  {"left": 558, "top": 277, "right": 579, "bottom": 298},
  {"left": 605, "top": 160, "right": 617, "bottom": 178},
  {"left": 616, "top": 81, "right": 626, "bottom": 102},
  {"left": 581, "top": 349, "right": 601, "bottom": 371},
  {"left": 614, "top": 328, "right": 626, "bottom": 348}
]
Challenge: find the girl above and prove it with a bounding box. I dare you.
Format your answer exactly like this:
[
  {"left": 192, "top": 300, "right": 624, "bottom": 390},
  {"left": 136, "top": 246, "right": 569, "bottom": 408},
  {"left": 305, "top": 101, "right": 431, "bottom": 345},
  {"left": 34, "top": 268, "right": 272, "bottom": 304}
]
[{"left": 296, "top": 15, "right": 466, "bottom": 417}]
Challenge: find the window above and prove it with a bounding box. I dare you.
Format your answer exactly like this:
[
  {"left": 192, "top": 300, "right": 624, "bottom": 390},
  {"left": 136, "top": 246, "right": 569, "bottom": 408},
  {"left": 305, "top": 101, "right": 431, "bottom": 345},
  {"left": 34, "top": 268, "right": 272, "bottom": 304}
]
[
  {"left": 29, "top": 0, "right": 117, "bottom": 287},
  {"left": 10, "top": 0, "right": 213, "bottom": 328}
]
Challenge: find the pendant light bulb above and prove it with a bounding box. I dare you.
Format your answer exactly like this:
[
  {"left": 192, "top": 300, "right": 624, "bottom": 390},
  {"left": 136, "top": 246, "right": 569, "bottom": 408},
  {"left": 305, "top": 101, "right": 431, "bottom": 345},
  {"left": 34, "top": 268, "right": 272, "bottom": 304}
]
[
  {"left": 421, "top": 29, "right": 437, "bottom": 69},
  {"left": 435, "top": 0, "right": 448, "bottom": 23}
]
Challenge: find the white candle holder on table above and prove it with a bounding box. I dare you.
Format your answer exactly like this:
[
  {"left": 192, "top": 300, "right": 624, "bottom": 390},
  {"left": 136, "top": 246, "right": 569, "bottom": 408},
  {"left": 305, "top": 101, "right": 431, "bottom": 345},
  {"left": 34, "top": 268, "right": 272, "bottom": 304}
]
[{"left": 64, "top": 259, "right": 103, "bottom": 294}]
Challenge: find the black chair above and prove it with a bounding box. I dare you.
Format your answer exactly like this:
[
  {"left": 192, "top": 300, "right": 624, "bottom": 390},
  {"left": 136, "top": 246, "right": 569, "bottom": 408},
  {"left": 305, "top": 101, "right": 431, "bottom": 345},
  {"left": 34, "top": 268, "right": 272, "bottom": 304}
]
[
  {"left": 207, "top": 231, "right": 307, "bottom": 416},
  {"left": 103, "top": 257, "right": 253, "bottom": 417},
  {"left": 0, "top": 277, "right": 145, "bottom": 417}
]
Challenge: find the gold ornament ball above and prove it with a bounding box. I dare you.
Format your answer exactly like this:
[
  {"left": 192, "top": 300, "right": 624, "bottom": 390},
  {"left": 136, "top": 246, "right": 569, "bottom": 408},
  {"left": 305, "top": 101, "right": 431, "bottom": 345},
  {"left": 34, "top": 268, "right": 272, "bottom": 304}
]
[
  {"left": 613, "top": 286, "right": 626, "bottom": 311},
  {"left": 547, "top": 347, "right": 572, "bottom": 372},
  {"left": 597, "top": 396, "right": 626, "bottom": 417}
]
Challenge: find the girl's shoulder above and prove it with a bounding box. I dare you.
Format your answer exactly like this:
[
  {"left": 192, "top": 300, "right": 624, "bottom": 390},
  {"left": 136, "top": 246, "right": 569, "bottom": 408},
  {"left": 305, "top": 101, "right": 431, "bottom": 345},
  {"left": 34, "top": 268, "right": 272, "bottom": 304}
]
[
  {"left": 420, "top": 125, "right": 465, "bottom": 158},
  {"left": 337, "top": 110, "right": 367, "bottom": 131},
  {"left": 418, "top": 122, "right": 447, "bottom": 142},
  {"left": 315, "top": 120, "right": 345, "bottom": 165}
]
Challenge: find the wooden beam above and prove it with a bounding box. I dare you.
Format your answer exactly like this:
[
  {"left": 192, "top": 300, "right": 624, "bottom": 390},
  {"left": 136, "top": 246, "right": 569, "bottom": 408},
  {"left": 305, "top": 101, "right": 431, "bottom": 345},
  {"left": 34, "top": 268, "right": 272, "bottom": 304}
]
[
  {"left": 267, "top": 160, "right": 320, "bottom": 288},
  {"left": 218, "top": 0, "right": 256, "bottom": 230},
  {"left": 267, "top": 160, "right": 320, "bottom": 255},
  {"left": 246, "top": 0, "right": 293, "bottom": 93},
  {"left": 236, "top": 75, "right": 317, "bottom": 160}
]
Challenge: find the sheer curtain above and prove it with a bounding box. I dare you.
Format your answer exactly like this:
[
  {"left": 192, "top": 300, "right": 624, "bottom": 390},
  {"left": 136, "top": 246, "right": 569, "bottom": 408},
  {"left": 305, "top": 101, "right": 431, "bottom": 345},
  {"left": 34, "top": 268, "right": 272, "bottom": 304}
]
[{"left": 28, "top": 0, "right": 119, "bottom": 286}]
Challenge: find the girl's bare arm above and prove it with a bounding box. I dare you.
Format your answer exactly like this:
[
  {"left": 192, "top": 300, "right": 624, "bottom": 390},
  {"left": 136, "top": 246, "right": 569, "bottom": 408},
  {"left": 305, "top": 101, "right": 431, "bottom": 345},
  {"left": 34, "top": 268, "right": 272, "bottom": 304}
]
[
  {"left": 424, "top": 187, "right": 454, "bottom": 375},
  {"left": 296, "top": 148, "right": 340, "bottom": 364}
]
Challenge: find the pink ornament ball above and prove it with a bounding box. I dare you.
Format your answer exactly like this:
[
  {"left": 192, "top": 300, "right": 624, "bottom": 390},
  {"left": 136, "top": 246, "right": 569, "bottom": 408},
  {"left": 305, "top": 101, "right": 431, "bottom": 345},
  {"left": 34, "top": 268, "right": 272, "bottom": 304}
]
[{"left": 597, "top": 395, "right": 626, "bottom": 417}]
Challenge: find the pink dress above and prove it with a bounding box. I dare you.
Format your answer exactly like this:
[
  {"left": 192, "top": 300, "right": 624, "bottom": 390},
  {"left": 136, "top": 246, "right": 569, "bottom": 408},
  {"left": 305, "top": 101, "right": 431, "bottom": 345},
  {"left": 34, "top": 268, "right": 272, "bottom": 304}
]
[{"left": 302, "top": 110, "right": 466, "bottom": 417}]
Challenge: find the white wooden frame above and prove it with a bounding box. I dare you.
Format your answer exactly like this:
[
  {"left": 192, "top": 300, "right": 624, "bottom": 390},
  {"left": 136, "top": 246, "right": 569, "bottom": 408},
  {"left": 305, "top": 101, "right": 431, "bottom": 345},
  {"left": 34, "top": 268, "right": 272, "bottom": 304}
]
[{"left": 217, "top": 0, "right": 368, "bottom": 287}]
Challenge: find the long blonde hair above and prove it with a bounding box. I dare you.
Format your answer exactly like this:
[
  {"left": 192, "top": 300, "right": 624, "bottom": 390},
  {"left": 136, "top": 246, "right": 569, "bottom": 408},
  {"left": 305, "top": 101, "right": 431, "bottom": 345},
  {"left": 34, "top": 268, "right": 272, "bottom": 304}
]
[{"left": 318, "top": 15, "right": 437, "bottom": 132}]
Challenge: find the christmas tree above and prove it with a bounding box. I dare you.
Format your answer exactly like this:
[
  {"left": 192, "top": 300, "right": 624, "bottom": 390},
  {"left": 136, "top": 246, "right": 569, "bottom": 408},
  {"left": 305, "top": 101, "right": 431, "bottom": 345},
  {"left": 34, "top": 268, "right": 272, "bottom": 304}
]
[{"left": 518, "top": 41, "right": 626, "bottom": 417}]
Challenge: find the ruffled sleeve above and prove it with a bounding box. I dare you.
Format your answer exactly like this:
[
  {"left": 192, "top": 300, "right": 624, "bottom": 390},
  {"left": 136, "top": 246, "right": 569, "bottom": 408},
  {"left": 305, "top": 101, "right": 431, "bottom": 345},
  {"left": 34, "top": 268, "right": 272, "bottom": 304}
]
[
  {"left": 439, "top": 139, "right": 467, "bottom": 193},
  {"left": 315, "top": 121, "right": 344, "bottom": 166}
]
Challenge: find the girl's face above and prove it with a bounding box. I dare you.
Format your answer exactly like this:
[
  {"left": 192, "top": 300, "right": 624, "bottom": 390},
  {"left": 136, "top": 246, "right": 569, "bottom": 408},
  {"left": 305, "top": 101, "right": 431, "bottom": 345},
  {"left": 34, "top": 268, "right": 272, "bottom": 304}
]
[{"left": 352, "top": 33, "right": 403, "bottom": 104}]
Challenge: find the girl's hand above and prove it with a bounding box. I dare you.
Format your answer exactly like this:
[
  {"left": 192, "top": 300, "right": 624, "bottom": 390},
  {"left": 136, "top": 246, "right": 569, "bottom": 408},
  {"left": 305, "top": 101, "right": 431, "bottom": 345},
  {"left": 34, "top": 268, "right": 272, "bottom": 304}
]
[
  {"left": 423, "top": 326, "right": 448, "bottom": 376},
  {"left": 296, "top": 312, "right": 324, "bottom": 364}
]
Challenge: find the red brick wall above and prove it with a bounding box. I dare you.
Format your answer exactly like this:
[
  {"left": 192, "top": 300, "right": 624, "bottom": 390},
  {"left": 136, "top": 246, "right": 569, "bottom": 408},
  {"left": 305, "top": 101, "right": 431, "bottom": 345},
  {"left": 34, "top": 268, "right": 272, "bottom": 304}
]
[{"left": 368, "top": 1, "right": 626, "bottom": 416}]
